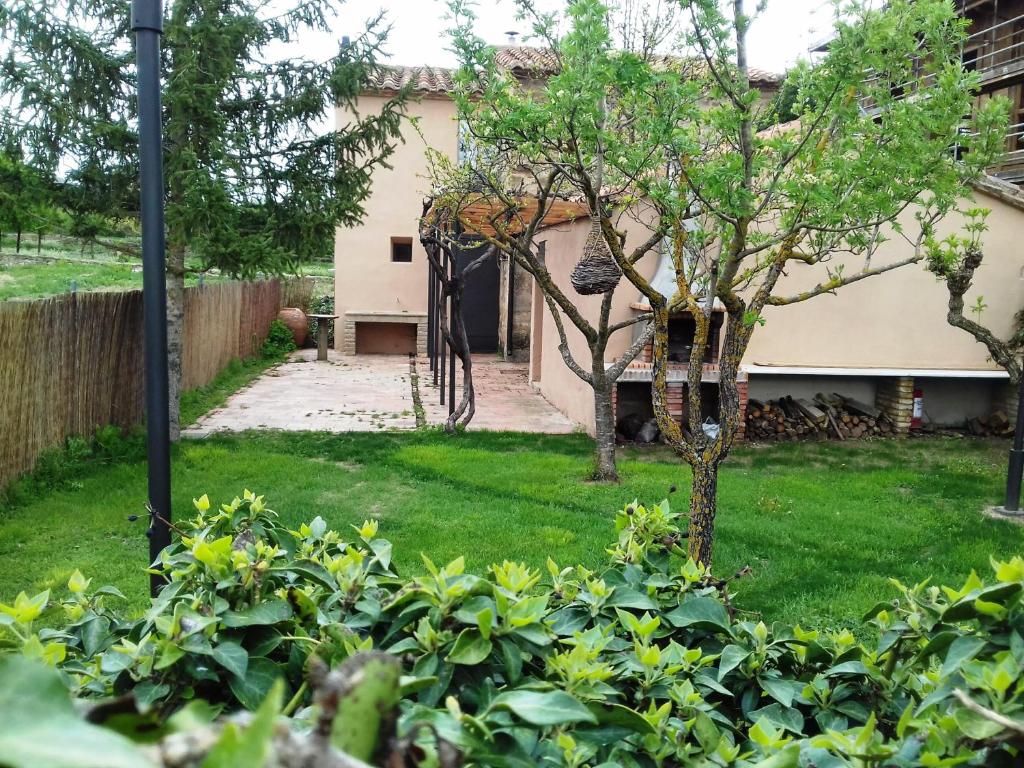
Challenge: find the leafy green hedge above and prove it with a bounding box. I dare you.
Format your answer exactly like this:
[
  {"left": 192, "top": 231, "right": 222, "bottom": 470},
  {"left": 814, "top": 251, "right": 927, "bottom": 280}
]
[
  {"left": 308, "top": 294, "right": 335, "bottom": 348},
  {"left": 260, "top": 319, "right": 297, "bottom": 358},
  {"left": 1, "top": 492, "right": 1023, "bottom": 766}
]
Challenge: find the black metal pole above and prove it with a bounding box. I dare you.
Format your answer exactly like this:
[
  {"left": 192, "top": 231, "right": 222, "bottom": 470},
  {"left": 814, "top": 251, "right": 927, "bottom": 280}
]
[
  {"left": 427, "top": 258, "right": 435, "bottom": 368},
  {"left": 448, "top": 328, "right": 456, "bottom": 415},
  {"left": 1004, "top": 374, "right": 1024, "bottom": 511},
  {"left": 436, "top": 260, "right": 443, "bottom": 382},
  {"left": 132, "top": 0, "right": 172, "bottom": 597},
  {"left": 449, "top": 257, "right": 456, "bottom": 416},
  {"left": 437, "top": 269, "right": 443, "bottom": 379},
  {"left": 432, "top": 266, "right": 439, "bottom": 383},
  {"left": 439, "top": 251, "right": 447, "bottom": 404},
  {"left": 506, "top": 255, "right": 515, "bottom": 359}
]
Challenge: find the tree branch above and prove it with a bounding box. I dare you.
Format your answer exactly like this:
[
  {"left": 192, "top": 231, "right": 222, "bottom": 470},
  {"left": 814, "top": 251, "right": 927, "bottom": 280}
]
[
  {"left": 540, "top": 291, "right": 594, "bottom": 385},
  {"left": 766, "top": 254, "right": 921, "bottom": 306},
  {"left": 606, "top": 321, "right": 655, "bottom": 380},
  {"left": 939, "top": 248, "right": 1022, "bottom": 382},
  {"left": 953, "top": 688, "right": 1024, "bottom": 738}
]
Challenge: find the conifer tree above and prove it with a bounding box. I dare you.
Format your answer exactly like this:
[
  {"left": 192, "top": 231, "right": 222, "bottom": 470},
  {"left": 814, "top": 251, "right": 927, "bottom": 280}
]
[
  {"left": 0, "top": 142, "right": 50, "bottom": 253},
  {"left": 0, "top": 0, "right": 407, "bottom": 437}
]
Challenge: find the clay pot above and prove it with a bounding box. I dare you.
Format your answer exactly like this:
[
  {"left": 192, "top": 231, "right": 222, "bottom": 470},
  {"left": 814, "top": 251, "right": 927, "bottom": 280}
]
[{"left": 278, "top": 307, "right": 309, "bottom": 346}]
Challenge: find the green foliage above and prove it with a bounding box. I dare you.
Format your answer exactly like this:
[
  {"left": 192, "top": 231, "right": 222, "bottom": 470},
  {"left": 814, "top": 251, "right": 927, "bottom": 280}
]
[
  {"left": 925, "top": 208, "right": 991, "bottom": 278},
  {"left": 0, "top": 426, "right": 143, "bottom": 509},
  {"left": 0, "top": 656, "right": 149, "bottom": 768},
  {"left": 441, "top": 0, "right": 1012, "bottom": 564},
  {"left": 308, "top": 294, "right": 336, "bottom": 347},
  {"left": 199, "top": 679, "right": 281, "bottom": 768},
  {"left": 260, "top": 319, "right": 297, "bottom": 358},
  {"left": 65, "top": 212, "right": 125, "bottom": 244},
  {"left": 0, "top": 142, "right": 57, "bottom": 249},
  {"left": 0, "top": 0, "right": 408, "bottom": 275},
  {"left": 3, "top": 491, "right": 1024, "bottom": 766},
  {"left": 448, "top": 0, "right": 1006, "bottom": 251},
  {"left": 0, "top": 490, "right": 400, "bottom": 714},
  {"left": 755, "top": 76, "right": 806, "bottom": 131},
  {"left": 280, "top": 276, "right": 317, "bottom": 313},
  {"left": 2, "top": 434, "right": 1020, "bottom": 626}
]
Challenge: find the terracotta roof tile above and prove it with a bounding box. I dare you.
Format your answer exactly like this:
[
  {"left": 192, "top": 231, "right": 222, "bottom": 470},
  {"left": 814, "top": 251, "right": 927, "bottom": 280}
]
[
  {"left": 493, "top": 45, "right": 562, "bottom": 75},
  {"left": 366, "top": 65, "right": 457, "bottom": 94},
  {"left": 494, "top": 45, "right": 783, "bottom": 86},
  {"left": 365, "top": 46, "right": 782, "bottom": 95}
]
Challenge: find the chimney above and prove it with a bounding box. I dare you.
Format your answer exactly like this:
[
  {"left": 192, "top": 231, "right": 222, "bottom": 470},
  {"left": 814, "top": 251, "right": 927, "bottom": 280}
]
[{"left": 505, "top": 30, "right": 519, "bottom": 44}]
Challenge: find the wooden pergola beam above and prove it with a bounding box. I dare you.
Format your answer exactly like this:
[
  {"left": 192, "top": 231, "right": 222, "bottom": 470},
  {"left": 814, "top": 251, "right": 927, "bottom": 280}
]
[{"left": 426, "top": 195, "right": 589, "bottom": 237}]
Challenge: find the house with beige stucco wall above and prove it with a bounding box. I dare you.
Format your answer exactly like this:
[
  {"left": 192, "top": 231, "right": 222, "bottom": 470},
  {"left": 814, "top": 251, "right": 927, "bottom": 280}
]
[
  {"left": 333, "top": 65, "right": 459, "bottom": 358},
  {"left": 529, "top": 176, "right": 1024, "bottom": 436},
  {"left": 332, "top": 46, "right": 779, "bottom": 369},
  {"left": 336, "top": 26, "right": 1024, "bottom": 438}
]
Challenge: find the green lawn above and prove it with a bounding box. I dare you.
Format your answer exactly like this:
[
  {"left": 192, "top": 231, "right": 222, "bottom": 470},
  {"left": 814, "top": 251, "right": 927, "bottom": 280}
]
[
  {"left": 0, "top": 257, "right": 147, "bottom": 301},
  {"left": 0, "top": 252, "right": 227, "bottom": 301},
  {"left": 1, "top": 431, "right": 1021, "bottom": 629}
]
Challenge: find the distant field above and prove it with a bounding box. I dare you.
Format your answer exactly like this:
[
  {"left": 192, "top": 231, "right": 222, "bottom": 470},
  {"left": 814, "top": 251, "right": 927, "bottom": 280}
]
[
  {"left": 0, "top": 256, "right": 147, "bottom": 301},
  {"left": 0, "top": 234, "right": 334, "bottom": 301}
]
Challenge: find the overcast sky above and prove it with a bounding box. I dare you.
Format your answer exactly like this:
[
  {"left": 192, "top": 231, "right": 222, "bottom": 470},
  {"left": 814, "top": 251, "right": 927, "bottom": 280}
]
[{"left": 303, "top": 0, "right": 837, "bottom": 75}]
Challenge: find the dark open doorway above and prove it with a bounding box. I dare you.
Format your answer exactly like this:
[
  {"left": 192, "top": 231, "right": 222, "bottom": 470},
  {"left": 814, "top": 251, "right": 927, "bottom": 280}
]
[{"left": 455, "top": 239, "right": 500, "bottom": 352}]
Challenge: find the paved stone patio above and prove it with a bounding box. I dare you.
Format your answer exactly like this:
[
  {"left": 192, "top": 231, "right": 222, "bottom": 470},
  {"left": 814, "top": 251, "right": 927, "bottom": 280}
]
[
  {"left": 184, "top": 349, "right": 576, "bottom": 437},
  {"left": 420, "top": 355, "right": 576, "bottom": 433}
]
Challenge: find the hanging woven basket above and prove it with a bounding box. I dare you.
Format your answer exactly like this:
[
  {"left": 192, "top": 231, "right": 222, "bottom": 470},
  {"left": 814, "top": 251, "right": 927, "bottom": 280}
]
[{"left": 570, "top": 215, "right": 621, "bottom": 295}]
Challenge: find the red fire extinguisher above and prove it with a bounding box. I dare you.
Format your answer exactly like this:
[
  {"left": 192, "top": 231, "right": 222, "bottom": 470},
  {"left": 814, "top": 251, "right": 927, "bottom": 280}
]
[{"left": 911, "top": 387, "right": 923, "bottom": 429}]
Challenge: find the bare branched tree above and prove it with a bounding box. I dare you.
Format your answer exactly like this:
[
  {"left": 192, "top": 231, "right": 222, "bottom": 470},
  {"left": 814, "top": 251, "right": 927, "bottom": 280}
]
[
  {"left": 419, "top": 199, "right": 500, "bottom": 433},
  {"left": 424, "top": 149, "right": 655, "bottom": 480}
]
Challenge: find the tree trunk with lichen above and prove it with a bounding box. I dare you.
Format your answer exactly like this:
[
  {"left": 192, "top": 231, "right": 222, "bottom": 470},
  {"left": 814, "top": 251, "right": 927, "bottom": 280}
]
[
  {"left": 687, "top": 459, "right": 719, "bottom": 566},
  {"left": 166, "top": 243, "right": 185, "bottom": 441},
  {"left": 649, "top": 303, "right": 750, "bottom": 570},
  {"left": 940, "top": 248, "right": 1022, "bottom": 384},
  {"left": 685, "top": 313, "right": 750, "bottom": 568}
]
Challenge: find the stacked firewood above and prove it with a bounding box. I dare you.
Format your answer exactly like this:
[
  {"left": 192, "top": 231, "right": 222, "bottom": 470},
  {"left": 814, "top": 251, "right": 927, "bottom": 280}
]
[
  {"left": 967, "top": 410, "right": 1014, "bottom": 437},
  {"left": 746, "top": 393, "right": 895, "bottom": 442}
]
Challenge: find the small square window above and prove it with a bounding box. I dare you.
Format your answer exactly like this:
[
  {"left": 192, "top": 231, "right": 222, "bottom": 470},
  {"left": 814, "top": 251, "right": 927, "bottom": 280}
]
[{"left": 391, "top": 237, "right": 413, "bottom": 262}]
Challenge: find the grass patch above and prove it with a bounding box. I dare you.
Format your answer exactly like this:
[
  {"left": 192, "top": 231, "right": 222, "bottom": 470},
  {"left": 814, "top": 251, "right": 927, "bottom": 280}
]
[
  {"left": 0, "top": 351, "right": 280, "bottom": 512},
  {"left": 0, "top": 238, "right": 334, "bottom": 301},
  {"left": 1, "top": 432, "right": 1021, "bottom": 627},
  {"left": 0, "top": 259, "right": 144, "bottom": 301},
  {"left": 0, "top": 255, "right": 228, "bottom": 301}
]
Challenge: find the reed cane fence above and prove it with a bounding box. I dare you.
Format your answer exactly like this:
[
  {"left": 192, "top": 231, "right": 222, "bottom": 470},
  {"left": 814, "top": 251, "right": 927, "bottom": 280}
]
[{"left": 0, "top": 280, "right": 282, "bottom": 488}]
